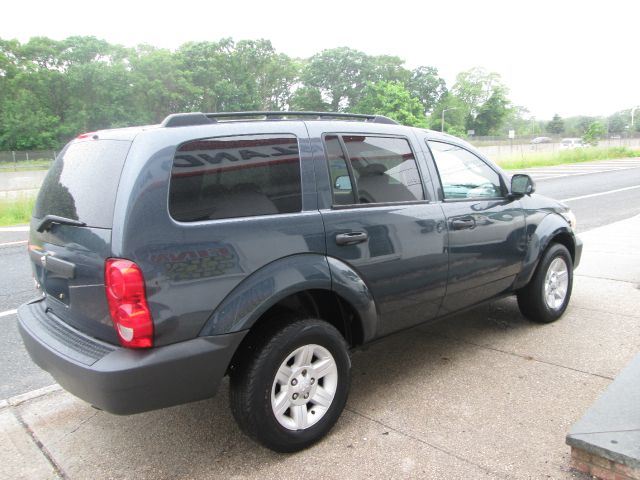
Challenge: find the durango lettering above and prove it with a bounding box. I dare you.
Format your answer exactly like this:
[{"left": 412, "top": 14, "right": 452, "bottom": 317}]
[{"left": 173, "top": 143, "right": 299, "bottom": 168}]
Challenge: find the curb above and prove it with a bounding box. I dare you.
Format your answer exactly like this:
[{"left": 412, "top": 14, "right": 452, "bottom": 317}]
[{"left": 0, "top": 384, "right": 61, "bottom": 410}]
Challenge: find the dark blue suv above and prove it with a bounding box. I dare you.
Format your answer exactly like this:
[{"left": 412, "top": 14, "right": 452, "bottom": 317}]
[{"left": 18, "top": 112, "right": 582, "bottom": 452}]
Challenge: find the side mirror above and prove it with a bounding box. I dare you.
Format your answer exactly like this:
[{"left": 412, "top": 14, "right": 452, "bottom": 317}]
[
  {"left": 334, "top": 175, "right": 352, "bottom": 191},
  {"left": 510, "top": 174, "right": 535, "bottom": 196}
]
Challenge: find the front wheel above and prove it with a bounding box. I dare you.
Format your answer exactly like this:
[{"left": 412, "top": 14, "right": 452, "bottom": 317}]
[
  {"left": 229, "top": 318, "right": 351, "bottom": 452},
  {"left": 517, "top": 243, "right": 573, "bottom": 323}
]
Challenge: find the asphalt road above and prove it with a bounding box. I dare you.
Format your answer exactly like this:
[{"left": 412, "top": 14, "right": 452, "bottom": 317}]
[
  {"left": 1, "top": 161, "right": 639, "bottom": 399},
  {"left": 534, "top": 165, "right": 640, "bottom": 232}
]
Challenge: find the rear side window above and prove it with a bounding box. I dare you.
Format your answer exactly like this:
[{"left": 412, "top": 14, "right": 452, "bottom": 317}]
[
  {"left": 169, "top": 134, "right": 302, "bottom": 222},
  {"left": 33, "top": 140, "right": 131, "bottom": 228},
  {"left": 324, "top": 135, "right": 424, "bottom": 205}
]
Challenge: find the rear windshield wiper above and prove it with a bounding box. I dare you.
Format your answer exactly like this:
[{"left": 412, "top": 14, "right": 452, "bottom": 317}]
[{"left": 36, "top": 215, "right": 87, "bottom": 232}]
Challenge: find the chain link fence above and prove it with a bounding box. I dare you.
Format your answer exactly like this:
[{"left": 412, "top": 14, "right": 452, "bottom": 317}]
[
  {"left": 0, "top": 150, "right": 57, "bottom": 171},
  {"left": 469, "top": 135, "right": 640, "bottom": 161}
]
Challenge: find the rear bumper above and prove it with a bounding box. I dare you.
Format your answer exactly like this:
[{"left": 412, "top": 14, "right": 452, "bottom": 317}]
[{"left": 18, "top": 299, "right": 247, "bottom": 415}]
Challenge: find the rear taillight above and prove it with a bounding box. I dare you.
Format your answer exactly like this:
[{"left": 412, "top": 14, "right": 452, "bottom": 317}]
[
  {"left": 104, "top": 259, "right": 153, "bottom": 348},
  {"left": 76, "top": 131, "right": 98, "bottom": 140}
]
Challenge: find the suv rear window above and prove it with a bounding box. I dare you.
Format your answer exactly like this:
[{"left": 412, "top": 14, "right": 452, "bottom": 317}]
[
  {"left": 169, "top": 134, "right": 302, "bottom": 222},
  {"left": 33, "top": 140, "right": 131, "bottom": 228}
]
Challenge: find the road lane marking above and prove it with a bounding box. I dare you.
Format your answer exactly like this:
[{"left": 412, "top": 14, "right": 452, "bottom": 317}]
[
  {"left": 0, "top": 240, "right": 27, "bottom": 247},
  {"left": 561, "top": 185, "right": 640, "bottom": 202},
  {"left": 0, "top": 309, "right": 17, "bottom": 318}
]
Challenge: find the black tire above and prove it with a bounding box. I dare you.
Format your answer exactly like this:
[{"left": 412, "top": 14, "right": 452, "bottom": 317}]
[
  {"left": 229, "top": 318, "right": 351, "bottom": 452},
  {"left": 517, "top": 243, "right": 573, "bottom": 323}
]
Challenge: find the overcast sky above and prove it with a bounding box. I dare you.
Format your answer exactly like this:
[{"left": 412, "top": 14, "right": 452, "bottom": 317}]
[{"left": 2, "top": 0, "right": 638, "bottom": 120}]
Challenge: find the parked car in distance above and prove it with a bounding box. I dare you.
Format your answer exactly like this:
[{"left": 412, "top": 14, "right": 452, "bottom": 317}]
[
  {"left": 530, "top": 136, "right": 553, "bottom": 144},
  {"left": 18, "top": 111, "right": 582, "bottom": 452},
  {"left": 560, "top": 137, "right": 587, "bottom": 149}
]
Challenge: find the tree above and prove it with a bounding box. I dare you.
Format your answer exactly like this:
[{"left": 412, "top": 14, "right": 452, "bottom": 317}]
[
  {"left": 582, "top": 121, "right": 606, "bottom": 146},
  {"left": 546, "top": 114, "right": 565, "bottom": 134},
  {"left": 289, "top": 86, "right": 330, "bottom": 111},
  {"left": 472, "top": 87, "right": 510, "bottom": 135},
  {"left": 129, "top": 45, "right": 197, "bottom": 123},
  {"left": 302, "top": 47, "right": 370, "bottom": 111},
  {"left": 450, "top": 67, "right": 511, "bottom": 134},
  {"left": 451, "top": 67, "right": 504, "bottom": 118},
  {"left": 0, "top": 89, "right": 59, "bottom": 149},
  {"left": 503, "top": 106, "right": 540, "bottom": 136},
  {"left": 351, "top": 81, "right": 427, "bottom": 127},
  {"left": 301, "top": 47, "right": 412, "bottom": 111},
  {"left": 233, "top": 40, "right": 298, "bottom": 110},
  {"left": 407, "top": 66, "right": 447, "bottom": 115},
  {"left": 368, "top": 55, "right": 411, "bottom": 85},
  {"left": 607, "top": 112, "right": 627, "bottom": 134},
  {"left": 429, "top": 92, "right": 466, "bottom": 134}
]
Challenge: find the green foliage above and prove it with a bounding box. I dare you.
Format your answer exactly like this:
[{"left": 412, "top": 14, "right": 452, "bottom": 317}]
[
  {"left": 472, "top": 88, "right": 509, "bottom": 136},
  {"left": 407, "top": 66, "right": 447, "bottom": 114},
  {"left": 498, "top": 146, "right": 640, "bottom": 170},
  {"left": 289, "top": 86, "right": 330, "bottom": 111},
  {"left": 452, "top": 67, "right": 504, "bottom": 117},
  {"left": 428, "top": 93, "right": 466, "bottom": 133},
  {"left": 302, "top": 47, "right": 371, "bottom": 111},
  {"left": 607, "top": 113, "right": 627, "bottom": 134},
  {"left": 0, "top": 89, "right": 59, "bottom": 149},
  {"left": 448, "top": 67, "right": 511, "bottom": 135},
  {"left": 582, "top": 121, "right": 606, "bottom": 146},
  {"left": 300, "top": 48, "right": 426, "bottom": 112},
  {"left": 10, "top": 35, "right": 632, "bottom": 151},
  {"left": 502, "top": 106, "right": 541, "bottom": 136},
  {"left": 351, "top": 81, "right": 427, "bottom": 127},
  {"left": 0, "top": 196, "right": 36, "bottom": 226},
  {"left": 0, "top": 37, "right": 452, "bottom": 150},
  {"left": 546, "top": 114, "right": 565, "bottom": 134}
]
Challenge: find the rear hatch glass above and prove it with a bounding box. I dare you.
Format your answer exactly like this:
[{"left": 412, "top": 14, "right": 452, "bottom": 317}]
[
  {"left": 29, "top": 139, "right": 131, "bottom": 344},
  {"left": 34, "top": 139, "right": 131, "bottom": 228}
]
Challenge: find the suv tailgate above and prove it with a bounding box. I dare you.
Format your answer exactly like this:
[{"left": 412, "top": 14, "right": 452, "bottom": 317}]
[{"left": 29, "top": 138, "right": 131, "bottom": 344}]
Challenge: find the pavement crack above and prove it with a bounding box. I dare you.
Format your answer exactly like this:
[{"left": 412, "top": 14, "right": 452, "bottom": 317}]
[
  {"left": 344, "top": 407, "right": 515, "bottom": 479},
  {"left": 429, "top": 332, "right": 614, "bottom": 381},
  {"left": 11, "top": 407, "right": 68, "bottom": 480},
  {"left": 59, "top": 410, "right": 99, "bottom": 441}
]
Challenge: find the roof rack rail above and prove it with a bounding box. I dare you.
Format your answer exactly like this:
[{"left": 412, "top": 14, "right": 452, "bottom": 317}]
[{"left": 160, "top": 111, "right": 399, "bottom": 128}]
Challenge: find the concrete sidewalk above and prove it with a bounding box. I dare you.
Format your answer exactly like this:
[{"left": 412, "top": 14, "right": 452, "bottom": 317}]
[{"left": 2, "top": 216, "right": 639, "bottom": 479}]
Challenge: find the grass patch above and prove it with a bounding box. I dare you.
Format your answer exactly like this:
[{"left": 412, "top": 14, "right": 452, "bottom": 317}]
[
  {"left": 0, "top": 159, "right": 52, "bottom": 171},
  {"left": 497, "top": 147, "right": 640, "bottom": 170},
  {"left": 0, "top": 197, "right": 35, "bottom": 226}
]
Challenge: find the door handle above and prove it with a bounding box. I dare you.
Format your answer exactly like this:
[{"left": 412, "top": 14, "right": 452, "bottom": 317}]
[
  {"left": 451, "top": 217, "right": 476, "bottom": 230},
  {"left": 335, "top": 232, "right": 369, "bottom": 246}
]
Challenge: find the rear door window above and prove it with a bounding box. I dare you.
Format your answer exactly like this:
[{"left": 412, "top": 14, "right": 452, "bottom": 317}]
[
  {"left": 324, "top": 135, "right": 425, "bottom": 205},
  {"left": 33, "top": 140, "right": 131, "bottom": 228},
  {"left": 169, "top": 134, "right": 302, "bottom": 222}
]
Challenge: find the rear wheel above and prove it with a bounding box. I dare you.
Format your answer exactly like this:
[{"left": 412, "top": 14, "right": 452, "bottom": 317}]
[
  {"left": 517, "top": 243, "right": 573, "bottom": 323},
  {"left": 229, "top": 318, "right": 350, "bottom": 452}
]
